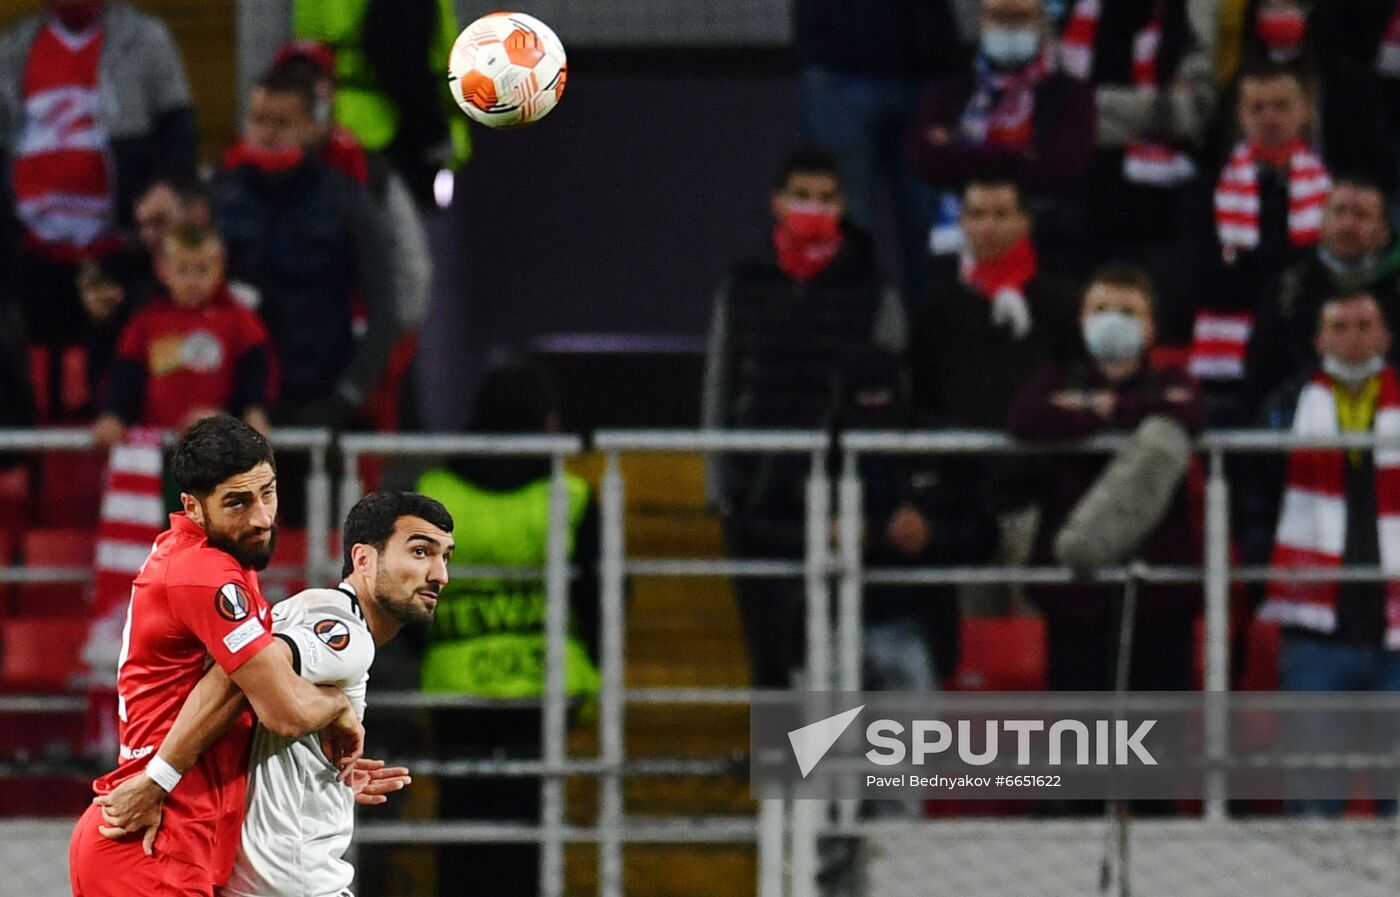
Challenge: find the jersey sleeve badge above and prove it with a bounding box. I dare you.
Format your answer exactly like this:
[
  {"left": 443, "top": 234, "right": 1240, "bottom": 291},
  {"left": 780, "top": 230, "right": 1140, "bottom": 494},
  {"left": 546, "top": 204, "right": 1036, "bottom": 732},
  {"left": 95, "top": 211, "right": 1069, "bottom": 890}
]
[
  {"left": 314, "top": 618, "right": 351, "bottom": 651},
  {"left": 216, "top": 582, "right": 251, "bottom": 622}
]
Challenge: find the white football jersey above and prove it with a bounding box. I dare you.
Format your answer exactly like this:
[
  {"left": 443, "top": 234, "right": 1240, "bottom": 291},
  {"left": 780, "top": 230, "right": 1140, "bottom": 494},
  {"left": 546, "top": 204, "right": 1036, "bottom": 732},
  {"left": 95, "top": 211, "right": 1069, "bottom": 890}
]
[{"left": 222, "top": 584, "right": 375, "bottom": 897}]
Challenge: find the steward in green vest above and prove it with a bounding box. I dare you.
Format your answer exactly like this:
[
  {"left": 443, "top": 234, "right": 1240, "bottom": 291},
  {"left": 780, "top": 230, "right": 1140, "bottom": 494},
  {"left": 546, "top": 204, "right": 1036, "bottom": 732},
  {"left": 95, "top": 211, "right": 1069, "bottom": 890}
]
[
  {"left": 414, "top": 364, "right": 600, "bottom": 700},
  {"left": 293, "top": 0, "right": 470, "bottom": 203}
]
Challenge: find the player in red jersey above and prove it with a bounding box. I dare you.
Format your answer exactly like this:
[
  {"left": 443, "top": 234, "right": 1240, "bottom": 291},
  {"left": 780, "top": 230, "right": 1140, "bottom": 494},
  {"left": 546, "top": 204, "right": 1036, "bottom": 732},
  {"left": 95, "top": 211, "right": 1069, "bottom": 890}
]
[{"left": 69, "top": 415, "right": 364, "bottom": 897}]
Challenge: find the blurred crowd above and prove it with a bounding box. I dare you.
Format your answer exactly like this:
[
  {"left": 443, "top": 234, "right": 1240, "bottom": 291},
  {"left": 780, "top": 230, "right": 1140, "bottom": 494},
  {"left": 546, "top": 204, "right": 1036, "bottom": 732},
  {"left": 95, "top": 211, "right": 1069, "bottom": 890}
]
[{"left": 707, "top": 0, "right": 1400, "bottom": 747}]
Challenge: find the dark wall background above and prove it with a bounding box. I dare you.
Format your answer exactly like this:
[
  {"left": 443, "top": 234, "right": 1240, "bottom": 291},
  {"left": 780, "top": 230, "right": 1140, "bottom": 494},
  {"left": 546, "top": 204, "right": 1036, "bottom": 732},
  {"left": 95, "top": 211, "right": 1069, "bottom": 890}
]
[{"left": 417, "top": 56, "right": 802, "bottom": 429}]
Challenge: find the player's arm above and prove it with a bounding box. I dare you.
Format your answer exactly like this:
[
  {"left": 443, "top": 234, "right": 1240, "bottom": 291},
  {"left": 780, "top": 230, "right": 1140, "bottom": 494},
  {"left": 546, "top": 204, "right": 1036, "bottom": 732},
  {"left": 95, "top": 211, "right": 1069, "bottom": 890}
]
[{"left": 229, "top": 639, "right": 361, "bottom": 748}]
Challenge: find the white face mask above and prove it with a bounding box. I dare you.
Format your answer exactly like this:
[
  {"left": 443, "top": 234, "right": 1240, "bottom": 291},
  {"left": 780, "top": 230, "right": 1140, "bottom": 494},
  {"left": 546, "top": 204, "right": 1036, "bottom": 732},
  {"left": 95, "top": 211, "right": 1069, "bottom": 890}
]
[
  {"left": 1082, "top": 311, "right": 1145, "bottom": 364},
  {"left": 981, "top": 26, "right": 1041, "bottom": 66},
  {"left": 1322, "top": 353, "right": 1385, "bottom": 387}
]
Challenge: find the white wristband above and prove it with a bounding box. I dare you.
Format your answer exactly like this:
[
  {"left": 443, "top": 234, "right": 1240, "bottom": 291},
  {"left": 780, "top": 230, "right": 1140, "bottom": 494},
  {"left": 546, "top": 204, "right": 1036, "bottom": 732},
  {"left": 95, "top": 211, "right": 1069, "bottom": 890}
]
[{"left": 145, "top": 756, "right": 182, "bottom": 793}]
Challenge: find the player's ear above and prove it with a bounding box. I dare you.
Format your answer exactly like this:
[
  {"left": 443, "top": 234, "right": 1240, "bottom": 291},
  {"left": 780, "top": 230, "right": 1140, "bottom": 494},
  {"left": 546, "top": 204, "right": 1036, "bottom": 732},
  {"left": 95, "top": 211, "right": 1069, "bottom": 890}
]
[
  {"left": 181, "top": 492, "right": 204, "bottom": 526},
  {"left": 351, "top": 542, "right": 375, "bottom": 577}
]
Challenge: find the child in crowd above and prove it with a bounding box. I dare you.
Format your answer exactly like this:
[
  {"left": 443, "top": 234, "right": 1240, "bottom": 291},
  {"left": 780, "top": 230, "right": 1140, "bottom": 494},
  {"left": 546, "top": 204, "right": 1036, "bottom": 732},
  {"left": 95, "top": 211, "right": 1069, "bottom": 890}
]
[{"left": 93, "top": 224, "right": 272, "bottom": 445}]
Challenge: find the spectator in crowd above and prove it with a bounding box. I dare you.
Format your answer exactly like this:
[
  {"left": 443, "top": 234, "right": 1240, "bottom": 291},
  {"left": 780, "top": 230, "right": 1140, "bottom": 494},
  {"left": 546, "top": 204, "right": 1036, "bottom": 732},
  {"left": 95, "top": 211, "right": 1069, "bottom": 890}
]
[
  {"left": 702, "top": 148, "right": 887, "bottom": 688},
  {"left": 1059, "top": 0, "right": 1218, "bottom": 331},
  {"left": 91, "top": 223, "right": 271, "bottom": 446},
  {"left": 1245, "top": 177, "right": 1400, "bottom": 413},
  {"left": 292, "top": 0, "right": 470, "bottom": 207},
  {"left": 1250, "top": 293, "right": 1400, "bottom": 663},
  {"left": 1190, "top": 61, "right": 1329, "bottom": 424},
  {"left": 272, "top": 41, "right": 433, "bottom": 429},
  {"left": 910, "top": 0, "right": 1095, "bottom": 269},
  {"left": 0, "top": 0, "right": 197, "bottom": 421},
  {"left": 1311, "top": 0, "right": 1400, "bottom": 199},
  {"left": 794, "top": 0, "right": 972, "bottom": 304},
  {"left": 908, "top": 176, "right": 1081, "bottom": 437},
  {"left": 1009, "top": 264, "right": 1203, "bottom": 691},
  {"left": 214, "top": 67, "right": 396, "bottom": 430},
  {"left": 842, "top": 350, "right": 1000, "bottom": 689},
  {"left": 79, "top": 179, "right": 203, "bottom": 398},
  {"left": 1212, "top": 0, "right": 1394, "bottom": 194},
  {"left": 1247, "top": 292, "right": 1400, "bottom": 812},
  {"left": 415, "top": 361, "right": 599, "bottom": 897}
]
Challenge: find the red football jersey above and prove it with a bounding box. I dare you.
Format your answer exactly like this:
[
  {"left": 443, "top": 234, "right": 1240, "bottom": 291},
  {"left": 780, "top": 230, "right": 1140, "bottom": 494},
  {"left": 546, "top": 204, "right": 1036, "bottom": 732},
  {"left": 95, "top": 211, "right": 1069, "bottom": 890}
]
[
  {"left": 115, "top": 289, "right": 270, "bottom": 428},
  {"left": 93, "top": 513, "right": 276, "bottom": 882}
]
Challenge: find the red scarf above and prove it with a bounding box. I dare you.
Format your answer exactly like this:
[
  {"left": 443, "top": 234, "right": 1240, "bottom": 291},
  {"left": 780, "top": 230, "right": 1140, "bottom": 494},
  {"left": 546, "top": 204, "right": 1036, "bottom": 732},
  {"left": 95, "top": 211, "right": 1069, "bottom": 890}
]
[
  {"left": 1214, "top": 138, "right": 1330, "bottom": 258},
  {"left": 959, "top": 236, "right": 1038, "bottom": 298},
  {"left": 1379, "top": 1, "right": 1400, "bottom": 77},
  {"left": 222, "top": 139, "right": 306, "bottom": 175},
  {"left": 959, "top": 52, "right": 1053, "bottom": 148},
  {"left": 1259, "top": 368, "right": 1400, "bottom": 645},
  {"left": 1060, "top": 0, "right": 1195, "bottom": 187},
  {"left": 774, "top": 205, "right": 843, "bottom": 281}
]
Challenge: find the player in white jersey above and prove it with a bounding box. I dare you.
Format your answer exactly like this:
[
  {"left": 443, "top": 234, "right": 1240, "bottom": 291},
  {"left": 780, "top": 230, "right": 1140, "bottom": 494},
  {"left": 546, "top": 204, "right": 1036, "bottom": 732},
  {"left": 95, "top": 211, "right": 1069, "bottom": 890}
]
[{"left": 96, "top": 490, "right": 455, "bottom": 897}]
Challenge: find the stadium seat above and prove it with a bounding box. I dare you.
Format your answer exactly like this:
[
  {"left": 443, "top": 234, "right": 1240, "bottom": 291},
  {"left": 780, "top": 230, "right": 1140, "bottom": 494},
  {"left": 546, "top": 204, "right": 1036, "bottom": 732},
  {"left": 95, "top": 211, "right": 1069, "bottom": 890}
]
[
  {"left": 262, "top": 528, "right": 308, "bottom": 603},
  {"left": 0, "top": 617, "right": 87, "bottom": 691},
  {"left": 17, "top": 528, "right": 95, "bottom": 616},
  {"left": 952, "top": 616, "right": 1047, "bottom": 692}
]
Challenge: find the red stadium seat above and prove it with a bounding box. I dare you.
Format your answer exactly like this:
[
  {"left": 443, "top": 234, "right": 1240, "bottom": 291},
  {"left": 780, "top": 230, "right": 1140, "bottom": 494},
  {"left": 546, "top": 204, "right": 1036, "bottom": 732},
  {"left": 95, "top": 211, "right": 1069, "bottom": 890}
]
[
  {"left": 0, "top": 617, "right": 88, "bottom": 690},
  {"left": 952, "top": 616, "right": 1047, "bottom": 692},
  {"left": 17, "top": 528, "right": 95, "bottom": 616}
]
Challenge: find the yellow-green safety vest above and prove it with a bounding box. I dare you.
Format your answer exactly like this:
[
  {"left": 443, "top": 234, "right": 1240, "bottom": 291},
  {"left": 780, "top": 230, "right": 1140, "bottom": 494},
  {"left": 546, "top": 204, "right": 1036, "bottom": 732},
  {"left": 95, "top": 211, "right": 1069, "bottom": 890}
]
[
  {"left": 292, "top": 0, "right": 470, "bottom": 166},
  {"left": 415, "top": 468, "right": 598, "bottom": 699}
]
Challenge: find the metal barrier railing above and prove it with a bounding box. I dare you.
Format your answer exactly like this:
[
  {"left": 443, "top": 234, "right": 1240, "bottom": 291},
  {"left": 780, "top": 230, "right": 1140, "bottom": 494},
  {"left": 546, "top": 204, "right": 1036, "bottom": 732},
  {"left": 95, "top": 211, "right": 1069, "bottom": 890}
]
[{"left": 8, "top": 426, "right": 1400, "bottom": 897}]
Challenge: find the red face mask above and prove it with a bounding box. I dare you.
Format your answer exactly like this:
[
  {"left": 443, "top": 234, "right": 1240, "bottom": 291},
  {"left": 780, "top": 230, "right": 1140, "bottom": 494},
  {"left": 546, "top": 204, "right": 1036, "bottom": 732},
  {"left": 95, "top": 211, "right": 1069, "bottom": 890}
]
[
  {"left": 1256, "top": 8, "right": 1306, "bottom": 52},
  {"left": 227, "top": 140, "right": 305, "bottom": 176},
  {"left": 48, "top": 0, "right": 105, "bottom": 32},
  {"left": 773, "top": 204, "right": 843, "bottom": 281}
]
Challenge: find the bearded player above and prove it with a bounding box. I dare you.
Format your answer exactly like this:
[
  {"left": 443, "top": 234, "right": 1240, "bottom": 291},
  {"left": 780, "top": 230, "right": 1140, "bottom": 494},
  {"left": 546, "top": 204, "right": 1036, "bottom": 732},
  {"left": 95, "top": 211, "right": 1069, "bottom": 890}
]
[
  {"left": 70, "top": 415, "right": 364, "bottom": 897},
  {"left": 96, "top": 490, "right": 455, "bottom": 897}
]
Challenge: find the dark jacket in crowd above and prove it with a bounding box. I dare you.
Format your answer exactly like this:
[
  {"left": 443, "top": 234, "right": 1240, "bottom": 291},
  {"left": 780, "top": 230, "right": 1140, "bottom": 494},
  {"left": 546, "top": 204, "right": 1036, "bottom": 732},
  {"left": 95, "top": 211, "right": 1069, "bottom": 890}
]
[
  {"left": 908, "top": 254, "right": 1083, "bottom": 432},
  {"left": 793, "top": 0, "right": 968, "bottom": 78},
  {"left": 1009, "top": 360, "right": 1204, "bottom": 624},
  {"left": 1242, "top": 240, "right": 1400, "bottom": 412},
  {"left": 213, "top": 157, "right": 397, "bottom": 415},
  {"left": 1198, "top": 161, "right": 1313, "bottom": 318},
  {"left": 909, "top": 68, "right": 1095, "bottom": 196}
]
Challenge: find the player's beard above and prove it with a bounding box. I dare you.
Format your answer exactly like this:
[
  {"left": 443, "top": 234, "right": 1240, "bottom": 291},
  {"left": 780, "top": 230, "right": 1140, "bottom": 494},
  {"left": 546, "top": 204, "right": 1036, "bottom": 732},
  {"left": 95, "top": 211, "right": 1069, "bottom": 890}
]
[
  {"left": 377, "top": 571, "right": 438, "bottom": 628},
  {"left": 206, "top": 523, "right": 279, "bottom": 571}
]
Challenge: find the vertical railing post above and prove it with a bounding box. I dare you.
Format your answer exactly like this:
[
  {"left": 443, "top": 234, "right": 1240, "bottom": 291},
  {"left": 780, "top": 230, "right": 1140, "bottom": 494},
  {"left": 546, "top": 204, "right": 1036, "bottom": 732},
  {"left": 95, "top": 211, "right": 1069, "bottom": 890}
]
[
  {"left": 1204, "top": 446, "right": 1231, "bottom": 820},
  {"left": 305, "top": 437, "right": 332, "bottom": 583},
  {"left": 540, "top": 452, "right": 570, "bottom": 897},
  {"left": 835, "top": 446, "right": 864, "bottom": 828},
  {"left": 791, "top": 448, "right": 831, "bottom": 897},
  {"left": 598, "top": 451, "right": 626, "bottom": 897}
]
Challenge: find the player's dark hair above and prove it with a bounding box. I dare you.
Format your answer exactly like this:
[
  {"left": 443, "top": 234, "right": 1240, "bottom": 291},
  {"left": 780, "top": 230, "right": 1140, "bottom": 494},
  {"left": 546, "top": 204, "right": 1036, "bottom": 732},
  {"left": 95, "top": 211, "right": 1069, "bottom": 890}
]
[
  {"left": 254, "top": 65, "right": 318, "bottom": 118},
  {"left": 342, "top": 490, "right": 455, "bottom": 577},
  {"left": 171, "top": 414, "right": 276, "bottom": 498},
  {"left": 774, "top": 147, "right": 840, "bottom": 191}
]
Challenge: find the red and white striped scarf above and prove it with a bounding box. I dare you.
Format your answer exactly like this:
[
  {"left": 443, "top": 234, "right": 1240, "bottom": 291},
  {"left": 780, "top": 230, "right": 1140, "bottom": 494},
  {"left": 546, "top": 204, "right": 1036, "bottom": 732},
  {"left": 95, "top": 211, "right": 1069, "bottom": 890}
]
[
  {"left": 1187, "top": 310, "right": 1254, "bottom": 382},
  {"left": 1059, "top": 0, "right": 1195, "bottom": 186},
  {"left": 11, "top": 23, "right": 116, "bottom": 261},
  {"left": 959, "top": 51, "right": 1053, "bottom": 148},
  {"left": 82, "top": 428, "right": 164, "bottom": 759},
  {"left": 1259, "top": 368, "right": 1400, "bottom": 646},
  {"left": 1378, "top": 1, "right": 1400, "bottom": 77},
  {"left": 1214, "top": 139, "right": 1330, "bottom": 258}
]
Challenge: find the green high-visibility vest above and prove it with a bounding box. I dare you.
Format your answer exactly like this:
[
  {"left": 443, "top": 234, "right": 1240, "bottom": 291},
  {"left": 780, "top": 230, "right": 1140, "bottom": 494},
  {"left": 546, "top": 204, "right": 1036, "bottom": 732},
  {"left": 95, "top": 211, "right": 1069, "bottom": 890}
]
[
  {"left": 415, "top": 468, "right": 598, "bottom": 699},
  {"left": 292, "top": 0, "right": 470, "bottom": 166}
]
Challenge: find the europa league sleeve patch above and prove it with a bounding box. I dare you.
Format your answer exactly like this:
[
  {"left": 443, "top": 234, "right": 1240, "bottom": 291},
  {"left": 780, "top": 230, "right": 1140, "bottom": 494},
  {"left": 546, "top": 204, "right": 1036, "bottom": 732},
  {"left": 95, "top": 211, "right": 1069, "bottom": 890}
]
[
  {"left": 314, "top": 618, "right": 351, "bottom": 651},
  {"left": 216, "top": 582, "right": 252, "bottom": 622}
]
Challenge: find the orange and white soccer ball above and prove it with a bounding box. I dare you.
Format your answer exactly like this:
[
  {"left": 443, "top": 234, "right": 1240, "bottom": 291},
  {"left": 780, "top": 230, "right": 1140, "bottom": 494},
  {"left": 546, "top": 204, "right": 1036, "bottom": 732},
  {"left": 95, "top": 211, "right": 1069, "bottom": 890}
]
[{"left": 448, "top": 11, "right": 567, "bottom": 128}]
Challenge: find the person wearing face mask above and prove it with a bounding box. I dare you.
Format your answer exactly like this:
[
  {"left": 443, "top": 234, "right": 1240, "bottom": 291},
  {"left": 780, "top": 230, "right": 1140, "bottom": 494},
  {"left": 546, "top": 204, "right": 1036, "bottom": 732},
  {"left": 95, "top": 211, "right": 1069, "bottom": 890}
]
[
  {"left": 0, "top": 0, "right": 196, "bottom": 422},
  {"left": 1243, "top": 176, "right": 1400, "bottom": 411},
  {"left": 910, "top": 0, "right": 1094, "bottom": 270},
  {"left": 702, "top": 148, "right": 891, "bottom": 689},
  {"left": 1245, "top": 295, "right": 1400, "bottom": 773},
  {"left": 1009, "top": 264, "right": 1203, "bottom": 691}
]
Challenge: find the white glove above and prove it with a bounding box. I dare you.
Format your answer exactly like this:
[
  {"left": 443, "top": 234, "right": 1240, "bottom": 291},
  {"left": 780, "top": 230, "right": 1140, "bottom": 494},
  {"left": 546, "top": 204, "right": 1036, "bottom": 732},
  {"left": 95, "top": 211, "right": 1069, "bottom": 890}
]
[{"left": 990, "top": 287, "right": 1033, "bottom": 340}]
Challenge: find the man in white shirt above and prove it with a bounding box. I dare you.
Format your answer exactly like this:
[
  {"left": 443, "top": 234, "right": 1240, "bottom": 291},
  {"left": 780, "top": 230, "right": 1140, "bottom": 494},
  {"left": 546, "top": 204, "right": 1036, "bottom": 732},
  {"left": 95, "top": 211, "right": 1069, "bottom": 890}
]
[{"left": 95, "top": 490, "right": 456, "bottom": 897}]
